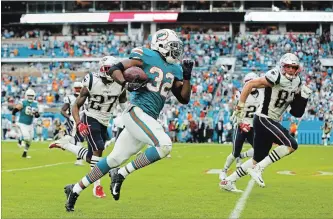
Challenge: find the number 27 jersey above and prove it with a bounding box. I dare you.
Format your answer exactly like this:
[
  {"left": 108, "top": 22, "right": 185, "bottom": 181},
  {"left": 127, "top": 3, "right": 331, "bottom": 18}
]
[{"left": 82, "top": 72, "right": 123, "bottom": 127}]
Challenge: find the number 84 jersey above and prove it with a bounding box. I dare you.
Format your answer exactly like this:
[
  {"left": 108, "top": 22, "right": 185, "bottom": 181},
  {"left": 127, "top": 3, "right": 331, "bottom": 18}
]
[
  {"left": 257, "top": 67, "right": 301, "bottom": 121},
  {"left": 82, "top": 72, "right": 123, "bottom": 127}
]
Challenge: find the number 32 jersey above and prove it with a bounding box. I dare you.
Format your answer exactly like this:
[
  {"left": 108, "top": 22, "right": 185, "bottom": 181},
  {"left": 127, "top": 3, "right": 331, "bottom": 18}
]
[
  {"left": 82, "top": 72, "right": 123, "bottom": 127},
  {"left": 257, "top": 67, "right": 301, "bottom": 121},
  {"left": 129, "top": 47, "right": 183, "bottom": 120}
]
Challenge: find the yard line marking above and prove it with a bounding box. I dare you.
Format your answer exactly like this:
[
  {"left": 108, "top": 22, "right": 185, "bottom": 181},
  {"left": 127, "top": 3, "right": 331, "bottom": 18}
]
[
  {"left": 229, "top": 180, "right": 255, "bottom": 219},
  {"left": 2, "top": 162, "right": 73, "bottom": 172}
]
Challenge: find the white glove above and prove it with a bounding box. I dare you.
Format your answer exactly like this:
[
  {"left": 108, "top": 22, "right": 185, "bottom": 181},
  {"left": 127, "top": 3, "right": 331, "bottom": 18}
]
[
  {"left": 230, "top": 102, "right": 245, "bottom": 125},
  {"left": 300, "top": 85, "right": 312, "bottom": 99}
]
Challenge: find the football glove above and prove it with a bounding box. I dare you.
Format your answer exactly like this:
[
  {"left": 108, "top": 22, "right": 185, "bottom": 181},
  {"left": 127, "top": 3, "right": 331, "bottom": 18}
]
[
  {"left": 123, "top": 76, "right": 149, "bottom": 92},
  {"left": 239, "top": 123, "right": 251, "bottom": 132},
  {"left": 181, "top": 59, "right": 194, "bottom": 80},
  {"left": 77, "top": 122, "right": 89, "bottom": 137},
  {"left": 231, "top": 102, "right": 245, "bottom": 125},
  {"left": 300, "top": 85, "right": 312, "bottom": 99}
]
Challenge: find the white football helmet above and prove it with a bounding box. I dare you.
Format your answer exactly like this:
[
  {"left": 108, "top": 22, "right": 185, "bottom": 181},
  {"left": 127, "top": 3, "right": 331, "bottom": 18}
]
[
  {"left": 151, "top": 29, "right": 183, "bottom": 64},
  {"left": 25, "top": 89, "right": 35, "bottom": 102},
  {"left": 99, "top": 56, "right": 118, "bottom": 82},
  {"left": 243, "top": 72, "right": 258, "bottom": 92},
  {"left": 279, "top": 53, "right": 301, "bottom": 80},
  {"left": 73, "top": 81, "right": 83, "bottom": 95}
]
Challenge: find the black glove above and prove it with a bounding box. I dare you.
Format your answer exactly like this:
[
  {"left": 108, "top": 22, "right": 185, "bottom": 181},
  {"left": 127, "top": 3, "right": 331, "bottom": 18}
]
[
  {"left": 181, "top": 59, "right": 194, "bottom": 80},
  {"left": 123, "top": 79, "right": 149, "bottom": 92}
]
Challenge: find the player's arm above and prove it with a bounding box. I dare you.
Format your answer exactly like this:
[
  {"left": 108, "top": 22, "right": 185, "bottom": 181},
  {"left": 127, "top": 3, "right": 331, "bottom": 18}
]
[
  {"left": 61, "top": 99, "right": 71, "bottom": 120},
  {"left": 118, "top": 91, "right": 128, "bottom": 111},
  {"left": 107, "top": 59, "right": 143, "bottom": 86},
  {"left": 289, "top": 85, "right": 312, "bottom": 118},
  {"left": 171, "top": 60, "right": 194, "bottom": 104},
  {"left": 72, "top": 87, "right": 89, "bottom": 125},
  {"left": 239, "top": 77, "right": 272, "bottom": 106},
  {"left": 172, "top": 80, "right": 191, "bottom": 104},
  {"left": 12, "top": 104, "right": 23, "bottom": 124}
]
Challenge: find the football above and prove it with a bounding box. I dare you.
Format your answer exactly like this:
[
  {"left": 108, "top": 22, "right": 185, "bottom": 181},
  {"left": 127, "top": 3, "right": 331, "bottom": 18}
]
[{"left": 123, "top": 67, "right": 148, "bottom": 82}]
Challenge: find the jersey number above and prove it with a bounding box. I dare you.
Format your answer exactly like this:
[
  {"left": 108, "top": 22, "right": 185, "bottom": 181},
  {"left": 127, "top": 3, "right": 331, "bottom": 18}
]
[
  {"left": 90, "top": 95, "right": 117, "bottom": 112},
  {"left": 146, "top": 67, "right": 175, "bottom": 98},
  {"left": 25, "top": 106, "right": 36, "bottom": 116},
  {"left": 245, "top": 106, "right": 257, "bottom": 118},
  {"left": 274, "top": 90, "right": 295, "bottom": 108}
]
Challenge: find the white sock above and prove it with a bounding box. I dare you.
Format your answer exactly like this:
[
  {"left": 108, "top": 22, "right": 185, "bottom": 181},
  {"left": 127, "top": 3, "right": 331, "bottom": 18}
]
[
  {"left": 63, "top": 143, "right": 89, "bottom": 162},
  {"left": 240, "top": 148, "right": 254, "bottom": 158},
  {"left": 324, "top": 139, "right": 328, "bottom": 146},
  {"left": 227, "top": 159, "right": 254, "bottom": 182},
  {"left": 90, "top": 155, "right": 102, "bottom": 188},
  {"left": 258, "top": 146, "right": 290, "bottom": 169},
  {"left": 118, "top": 162, "right": 135, "bottom": 178},
  {"left": 223, "top": 153, "right": 235, "bottom": 171}
]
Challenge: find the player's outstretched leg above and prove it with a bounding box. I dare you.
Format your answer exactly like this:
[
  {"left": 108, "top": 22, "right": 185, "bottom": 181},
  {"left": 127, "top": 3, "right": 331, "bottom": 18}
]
[
  {"left": 64, "top": 184, "right": 79, "bottom": 212},
  {"left": 249, "top": 145, "right": 294, "bottom": 187},
  {"left": 220, "top": 153, "right": 236, "bottom": 180},
  {"left": 49, "top": 135, "right": 90, "bottom": 163}
]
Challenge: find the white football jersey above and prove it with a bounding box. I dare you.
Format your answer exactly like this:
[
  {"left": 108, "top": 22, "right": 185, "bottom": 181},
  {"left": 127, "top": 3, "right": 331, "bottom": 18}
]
[
  {"left": 63, "top": 94, "right": 87, "bottom": 119},
  {"left": 236, "top": 89, "right": 263, "bottom": 127},
  {"left": 82, "top": 72, "right": 123, "bottom": 126},
  {"left": 257, "top": 67, "right": 302, "bottom": 121}
]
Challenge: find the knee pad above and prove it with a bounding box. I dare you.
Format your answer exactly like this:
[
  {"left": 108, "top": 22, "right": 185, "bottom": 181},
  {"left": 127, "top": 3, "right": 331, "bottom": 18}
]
[
  {"left": 106, "top": 156, "right": 125, "bottom": 169},
  {"left": 156, "top": 144, "right": 172, "bottom": 158}
]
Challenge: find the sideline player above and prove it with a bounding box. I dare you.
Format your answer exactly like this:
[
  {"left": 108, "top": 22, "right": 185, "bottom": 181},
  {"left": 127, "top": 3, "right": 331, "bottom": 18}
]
[{"left": 12, "top": 89, "right": 40, "bottom": 158}]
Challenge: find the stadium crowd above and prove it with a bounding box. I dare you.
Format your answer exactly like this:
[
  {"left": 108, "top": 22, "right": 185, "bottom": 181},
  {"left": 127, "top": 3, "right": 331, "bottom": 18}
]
[{"left": 1, "top": 27, "right": 333, "bottom": 142}]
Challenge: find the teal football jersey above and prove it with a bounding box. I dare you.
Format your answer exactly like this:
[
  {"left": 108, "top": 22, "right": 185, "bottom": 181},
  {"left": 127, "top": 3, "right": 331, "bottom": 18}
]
[
  {"left": 18, "top": 100, "right": 38, "bottom": 125},
  {"left": 129, "top": 47, "right": 183, "bottom": 119}
]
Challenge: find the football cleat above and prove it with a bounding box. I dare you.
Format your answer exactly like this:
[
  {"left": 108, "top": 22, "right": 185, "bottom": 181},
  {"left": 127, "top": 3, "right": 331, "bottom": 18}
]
[
  {"left": 93, "top": 185, "right": 106, "bottom": 198},
  {"left": 109, "top": 168, "right": 125, "bottom": 201},
  {"left": 49, "top": 135, "right": 72, "bottom": 150},
  {"left": 64, "top": 184, "right": 79, "bottom": 212},
  {"left": 219, "top": 179, "right": 243, "bottom": 193},
  {"left": 219, "top": 170, "right": 227, "bottom": 181},
  {"left": 248, "top": 165, "right": 265, "bottom": 187},
  {"left": 74, "top": 159, "right": 84, "bottom": 166}
]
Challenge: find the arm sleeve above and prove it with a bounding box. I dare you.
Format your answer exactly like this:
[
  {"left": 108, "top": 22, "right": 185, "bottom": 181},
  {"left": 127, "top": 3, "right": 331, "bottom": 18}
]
[{"left": 289, "top": 94, "right": 308, "bottom": 118}]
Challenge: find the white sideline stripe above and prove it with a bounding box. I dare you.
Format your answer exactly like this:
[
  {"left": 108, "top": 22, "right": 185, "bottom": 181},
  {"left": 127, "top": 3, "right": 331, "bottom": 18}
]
[
  {"left": 2, "top": 162, "right": 72, "bottom": 172},
  {"left": 229, "top": 180, "right": 255, "bottom": 219}
]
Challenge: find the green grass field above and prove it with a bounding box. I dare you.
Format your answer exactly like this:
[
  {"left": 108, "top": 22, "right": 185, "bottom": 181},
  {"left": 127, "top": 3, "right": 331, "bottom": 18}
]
[{"left": 2, "top": 141, "right": 333, "bottom": 218}]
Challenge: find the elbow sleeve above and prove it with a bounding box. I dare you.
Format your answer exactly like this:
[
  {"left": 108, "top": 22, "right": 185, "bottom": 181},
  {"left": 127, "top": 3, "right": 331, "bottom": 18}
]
[
  {"left": 289, "top": 94, "right": 308, "bottom": 118},
  {"left": 12, "top": 108, "right": 19, "bottom": 115}
]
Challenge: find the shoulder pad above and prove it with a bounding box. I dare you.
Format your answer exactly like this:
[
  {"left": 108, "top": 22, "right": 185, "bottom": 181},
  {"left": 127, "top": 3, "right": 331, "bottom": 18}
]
[
  {"left": 265, "top": 68, "right": 281, "bottom": 85},
  {"left": 82, "top": 73, "right": 94, "bottom": 91}
]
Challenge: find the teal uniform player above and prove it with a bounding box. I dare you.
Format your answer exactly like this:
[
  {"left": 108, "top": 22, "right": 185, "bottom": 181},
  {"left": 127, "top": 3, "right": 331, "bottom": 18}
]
[
  {"left": 12, "top": 89, "right": 40, "bottom": 158},
  {"left": 129, "top": 47, "right": 183, "bottom": 119},
  {"left": 64, "top": 29, "right": 194, "bottom": 212}
]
